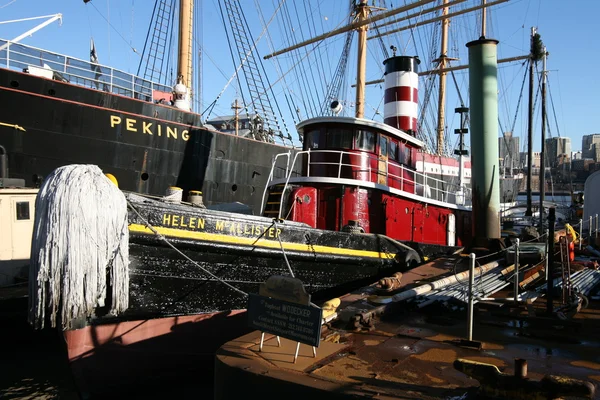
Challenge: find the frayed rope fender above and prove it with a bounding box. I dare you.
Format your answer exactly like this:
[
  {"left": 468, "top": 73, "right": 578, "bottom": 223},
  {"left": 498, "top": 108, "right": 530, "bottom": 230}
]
[{"left": 28, "top": 165, "right": 129, "bottom": 329}]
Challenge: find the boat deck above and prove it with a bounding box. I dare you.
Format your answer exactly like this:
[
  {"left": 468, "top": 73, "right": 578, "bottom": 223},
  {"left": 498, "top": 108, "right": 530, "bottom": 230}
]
[{"left": 215, "top": 256, "right": 600, "bottom": 399}]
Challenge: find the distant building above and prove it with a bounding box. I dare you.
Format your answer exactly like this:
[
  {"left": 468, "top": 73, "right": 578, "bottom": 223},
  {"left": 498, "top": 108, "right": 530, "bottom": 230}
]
[
  {"left": 545, "top": 137, "right": 571, "bottom": 167},
  {"left": 572, "top": 151, "right": 582, "bottom": 160},
  {"left": 582, "top": 134, "right": 600, "bottom": 160},
  {"left": 498, "top": 132, "right": 520, "bottom": 173},
  {"left": 520, "top": 151, "right": 541, "bottom": 169}
]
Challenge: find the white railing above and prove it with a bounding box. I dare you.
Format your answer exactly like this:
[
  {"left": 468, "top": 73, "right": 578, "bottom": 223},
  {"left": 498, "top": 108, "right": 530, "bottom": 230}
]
[
  {"left": 260, "top": 151, "right": 292, "bottom": 217},
  {"left": 0, "top": 39, "right": 172, "bottom": 103},
  {"left": 264, "top": 149, "right": 472, "bottom": 214}
]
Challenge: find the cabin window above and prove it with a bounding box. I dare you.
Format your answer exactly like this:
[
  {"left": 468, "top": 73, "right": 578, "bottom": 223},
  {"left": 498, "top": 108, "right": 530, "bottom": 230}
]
[
  {"left": 389, "top": 141, "right": 397, "bottom": 161},
  {"left": 405, "top": 146, "right": 412, "bottom": 165},
  {"left": 379, "top": 135, "right": 388, "bottom": 157},
  {"left": 397, "top": 143, "right": 406, "bottom": 164},
  {"left": 356, "top": 130, "right": 375, "bottom": 152},
  {"left": 306, "top": 129, "right": 321, "bottom": 149},
  {"left": 397, "top": 143, "right": 412, "bottom": 166},
  {"left": 327, "top": 128, "right": 352, "bottom": 148},
  {"left": 16, "top": 201, "right": 30, "bottom": 220}
]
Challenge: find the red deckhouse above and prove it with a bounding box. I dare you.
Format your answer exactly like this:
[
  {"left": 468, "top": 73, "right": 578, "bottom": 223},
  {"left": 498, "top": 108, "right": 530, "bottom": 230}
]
[{"left": 262, "top": 55, "right": 473, "bottom": 248}]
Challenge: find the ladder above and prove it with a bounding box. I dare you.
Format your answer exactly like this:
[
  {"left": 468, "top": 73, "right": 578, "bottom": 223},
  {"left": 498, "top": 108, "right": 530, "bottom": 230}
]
[
  {"left": 137, "top": 0, "right": 176, "bottom": 86},
  {"left": 221, "top": 0, "right": 291, "bottom": 144}
]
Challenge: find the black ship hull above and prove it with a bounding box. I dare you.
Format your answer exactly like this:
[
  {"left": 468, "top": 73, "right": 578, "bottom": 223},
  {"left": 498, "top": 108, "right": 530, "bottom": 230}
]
[
  {"left": 0, "top": 68, "right": 295, "bottom": 214},
  {"left": 62, "top": 192, "right": 417, "bottom": 398}
]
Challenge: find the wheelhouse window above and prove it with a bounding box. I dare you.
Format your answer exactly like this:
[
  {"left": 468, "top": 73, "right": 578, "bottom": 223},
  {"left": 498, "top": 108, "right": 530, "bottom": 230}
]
[
  {"left": 355, "top": 129, "right": 375, "bottom": 152},
  {"left": 389, "top": 140, "right": 397, "bottom": 161},
  {"left": 398, "top": 142, "right": 410, "bottom": 165},
  {"left": 306, "top": 129, "right": 321, "bottom": 149},
  {"left": 404, "top": 146, "right": 412, "bottom": 165},
  {"left": 326, "top": 127, "right": 352, "bottom": 148},
  {"left": 379, "top": 135, "right": 388, "bottom": 157}
]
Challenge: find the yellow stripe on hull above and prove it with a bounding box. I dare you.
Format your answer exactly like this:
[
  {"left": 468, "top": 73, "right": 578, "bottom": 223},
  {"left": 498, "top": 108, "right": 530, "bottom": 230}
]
[{"left": 129, "top": 223, "right": 395, "bottom": 261}]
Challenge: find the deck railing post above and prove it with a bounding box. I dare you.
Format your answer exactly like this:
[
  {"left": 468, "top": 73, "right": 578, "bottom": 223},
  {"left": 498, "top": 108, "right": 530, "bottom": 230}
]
[
  {"left": 545, "top": 229, "right": 549, "bottom": 281},
  {"left": 546, "top": 208, "right": 556, "bottom": 315},
  {"left": 590, "top": 216, "right": 593, "bottom": 242},
  {"left": 579, "top": 219, "right": 583, "bottom": 250},
  {"left": 468, "top": 253, "right": 475, "bottom": 341},
  {"left": 514, "top": 238, "right": 520, "bottom": 305}
]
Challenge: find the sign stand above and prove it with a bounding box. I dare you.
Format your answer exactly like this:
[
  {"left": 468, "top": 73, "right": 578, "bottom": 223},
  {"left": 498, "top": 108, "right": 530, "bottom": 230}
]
[{"left": 248, "top": 275, "right": 323, "bottom": 363}]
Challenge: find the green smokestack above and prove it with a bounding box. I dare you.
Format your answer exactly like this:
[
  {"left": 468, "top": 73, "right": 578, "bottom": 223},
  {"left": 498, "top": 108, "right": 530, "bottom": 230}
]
[{"left": 466, "top": 38, "right": 501, "bottom": 244}]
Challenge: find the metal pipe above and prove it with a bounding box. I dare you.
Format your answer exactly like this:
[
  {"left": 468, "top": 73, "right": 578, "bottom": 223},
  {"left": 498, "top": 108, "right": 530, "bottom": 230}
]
[
  {"left": 0, "top": 145, "right": 7, "bottom": 179},
  {"left": 391, "top": 261, "right": 500, "bottom": 303},
  {"left": 596, "top": 214, "right": 598, "bottom": 238},
  {"left": 467, "top": 37, "right": 501, "bottom": 244}
]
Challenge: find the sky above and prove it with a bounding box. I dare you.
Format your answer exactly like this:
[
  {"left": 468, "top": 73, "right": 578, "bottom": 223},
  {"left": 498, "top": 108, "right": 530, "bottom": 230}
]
[{"left": 1, "top": 0, "right": 598, "bottom": 153}]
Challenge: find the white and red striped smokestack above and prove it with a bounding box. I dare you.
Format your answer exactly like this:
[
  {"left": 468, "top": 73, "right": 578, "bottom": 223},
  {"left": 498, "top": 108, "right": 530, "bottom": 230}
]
[{"left": 383, "top": 56, "right": 420, "bottom": 135}]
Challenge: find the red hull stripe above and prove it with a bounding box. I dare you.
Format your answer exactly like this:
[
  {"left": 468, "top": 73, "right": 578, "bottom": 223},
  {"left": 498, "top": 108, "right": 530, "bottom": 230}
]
[
  {"left": 384, "top": 116, "right": 417, "bottom": 132},
  {"left": 384, "top": 87, "right": 418, "bottom": 104}
]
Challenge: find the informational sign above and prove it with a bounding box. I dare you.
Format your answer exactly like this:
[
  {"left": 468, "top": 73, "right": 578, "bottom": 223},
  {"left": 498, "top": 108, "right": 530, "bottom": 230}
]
[{"left": 247, "top": 293, "right": 323, "bottom": 347}]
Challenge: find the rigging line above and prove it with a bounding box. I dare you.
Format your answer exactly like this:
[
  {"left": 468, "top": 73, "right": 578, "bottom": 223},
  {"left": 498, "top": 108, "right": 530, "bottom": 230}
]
[
  {"left": 89, "top": 0, "right": 138, "bottom": 55},
  {"left": 129, "top": 0, "right": 134, "bottom": 71},
  {"left": 106, "top": 0, "right": 110, "bottom": 63},
  {"left": 292, "top": 2, "right": 321, "bottom": 118},
  {"left": 238, "top": 3, "right": 293, "bottom": 141},
  {"left": 303, "top": 0, "right": 329, "bottom": 101},
  {"left": 292, "top": 0, "right": 320, "bottom": 117},
  {"left": 164, "top": 0, "right": 177, "bottom": 86},
  {"left": 260, "top": 10, "right": 352, "bottom": 116},
  {"left": 214, "top": 1, "right": 249, "bottom": 119},
  {"left": 509, "top": 59, "right": 529, "bottom": 135},
  {"left": 135, "top": 0, "right": 159, "bottom": 77},
  {"left": 259, "top": 2, "right": 302, "bottom": 125},
  {"left": 317, "top": 0, "right": 333, "bottom": 85},
  {"left": 278, "top": 1, "right": 315, "bottom": 118},
  {"left": 402, "top": 0, "right": 428, "bottom": 55},
  {"left": 0, "top": 0, "right": 17, "bottom": 8},
  {"left": 449, "top": 67, "right": 465, "bottom": 107},
  {"left": 546, "top": 76, "right": 562, "bottom": 138}
]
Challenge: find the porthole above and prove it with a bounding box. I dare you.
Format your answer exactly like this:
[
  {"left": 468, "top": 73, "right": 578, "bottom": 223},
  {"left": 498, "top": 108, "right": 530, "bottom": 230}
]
[
  {"left": 232, "top": 184, "right": 238, "bottom": 192},
  {"left": 48, "top": 89, "right": 56, "bottom": 96},
  {"left": 10, "top": 80, "right": 19, "bottom": 88},
  {"left": 140, "top": 172, "right": 149, "bottom": 181}
]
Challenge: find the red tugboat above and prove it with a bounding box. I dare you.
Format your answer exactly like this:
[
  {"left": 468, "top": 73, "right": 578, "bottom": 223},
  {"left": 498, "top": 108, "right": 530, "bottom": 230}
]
[{"left": 262, "top": 55, "right": 472, "bottom": 251}]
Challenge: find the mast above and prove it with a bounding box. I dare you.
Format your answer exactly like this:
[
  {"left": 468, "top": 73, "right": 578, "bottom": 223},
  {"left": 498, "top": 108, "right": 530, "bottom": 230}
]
[
  {"left": 525, "top": 27, "right": 536, "bottom": 217},
  {"left": 176, "top": 0, "right": 193, "bottom": 106},
  {"left": 435, "top": 0, "right": 449, "bottom": 155},
  {"left": 355, "top": 0, "right": 370, "bottom": 119},
  {"left": 539, "top": 46, "right": 547, "bottom": 232},
  {"left": 481, "top": 0, "right": 487, "bottom": 37},
  {"left": 232, "top": 98, "right": 241, "bottom": 136}
]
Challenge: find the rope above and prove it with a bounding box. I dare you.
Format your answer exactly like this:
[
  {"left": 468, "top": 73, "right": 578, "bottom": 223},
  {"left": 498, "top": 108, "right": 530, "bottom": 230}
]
[
  {"left": 273, "top": 220, "right": 294, "bottom": 278},
  {"left": 127, "top": 200, "right": 249, "bottom": 297}
]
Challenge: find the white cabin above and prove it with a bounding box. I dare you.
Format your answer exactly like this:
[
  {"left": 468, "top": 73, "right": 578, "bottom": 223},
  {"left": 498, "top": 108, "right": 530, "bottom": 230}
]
[{"left": 0, "top": 188, "right": 38, "bottom": 286}]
